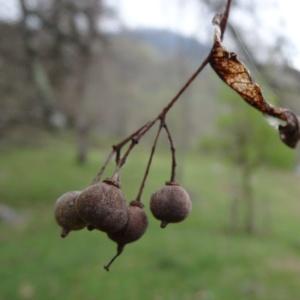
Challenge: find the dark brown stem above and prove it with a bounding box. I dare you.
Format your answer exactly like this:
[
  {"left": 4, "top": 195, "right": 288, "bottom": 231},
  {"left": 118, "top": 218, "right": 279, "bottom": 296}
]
[
  {"left": 91, "top": 149, "right": 115, "bottom": 184},
  {"left": 163, "top": 122, "right": 177, "bottom": 182},
  {"left": 159, "top": 55, "right": 211, "bottom": 120},
  {"left": 104, "top": 244, "right": 124, "bottom": 271},
  {"left": 112, "top": 121, "right": 156, "bottom": 168},
  {"left": 93, "top": 121, "right": 158, "bottom": 182},
  {"left": 61, "top": 228, "right": 69, "bottom": 238},
  {"left": 102, "top": 54, "right": 211, "bottom": 179},
  {"left": 113, "top": 119, "right": 158, "bottom": 175},
  {"left": 114, "top": 121, "right": 154, "bottom": 150},
  {"left": 112, "top": 140, "right": 136, "bottom": 175},
  {"left": 114, "top": 147, "right": 121, "bottom": 165},
  {"left": 220, "top": 0, "right": 232, "bottom": 40},
  {"left": 157, "top": 0, "right": 231, "bottom": 114},
  {"left": 135, "top": 121, "right": 163, "bottom": 202},
  {"left": 119, "top": 141, "right": 136, "bottom": 168}
]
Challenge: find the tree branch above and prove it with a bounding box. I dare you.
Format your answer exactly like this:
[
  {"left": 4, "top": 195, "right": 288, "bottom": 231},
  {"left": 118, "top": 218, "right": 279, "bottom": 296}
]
[{"left": 95, "top": 0, "right": 234, "bottom": 183}]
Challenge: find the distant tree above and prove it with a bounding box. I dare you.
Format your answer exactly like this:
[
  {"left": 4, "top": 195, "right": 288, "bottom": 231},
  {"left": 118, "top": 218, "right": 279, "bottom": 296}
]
[
  {"left": 201, "top": 87, "right": 295, "bottom": 234},
  {"left": 17, "top": 0, "right": 112, "bottom": 163}
]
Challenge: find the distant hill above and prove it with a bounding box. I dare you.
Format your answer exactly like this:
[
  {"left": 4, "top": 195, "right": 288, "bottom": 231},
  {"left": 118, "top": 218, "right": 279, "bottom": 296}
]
[{"left": 119, "top": 28, "right": 210, "bottom": 61}]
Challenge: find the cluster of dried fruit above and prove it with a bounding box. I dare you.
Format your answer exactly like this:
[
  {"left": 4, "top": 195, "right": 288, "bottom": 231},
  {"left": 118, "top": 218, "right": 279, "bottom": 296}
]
[
  {"left": 54, "top": 175, "right": 191, "bottom": 271},
  {"left": 54, "top": 0, "right": 300, "bottom": 272}
]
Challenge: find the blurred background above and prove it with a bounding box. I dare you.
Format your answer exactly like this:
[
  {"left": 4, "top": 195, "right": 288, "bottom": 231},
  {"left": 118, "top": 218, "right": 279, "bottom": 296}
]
[{"left": 1, "top": 0, "right": 300, "bottom": 299}]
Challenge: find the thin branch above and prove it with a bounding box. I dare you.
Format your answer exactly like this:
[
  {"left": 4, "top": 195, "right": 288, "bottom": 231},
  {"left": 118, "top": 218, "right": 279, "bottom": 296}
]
[
  {"left": 113, "top": 121, "right": 154, "bottom": 150},
  {"left": 94, "top": 0, "right": 233, "bottom": 179},
  {"left": 104, "top": 245, "right": 124, "bottom": 272},
  {"left": 163, "top": 122, "right": 177, "bottom": 182},
  {"left": 92, "top": 149, "right": 115, "bottom": 184},
  {"left": 135, "top": 121, "right": 163, "bottom": 202},
  {"left": 94, "top": 54, "right": 210, "bottom": 179},
  {"left": 113, "top": 120, "right": 157, "bottom": 174},
  {"left": 220, "top": 0, "right": 232, "bottom": 40},
  {"left": 112, "top": 140, "right": 136, "bottom": 175}
]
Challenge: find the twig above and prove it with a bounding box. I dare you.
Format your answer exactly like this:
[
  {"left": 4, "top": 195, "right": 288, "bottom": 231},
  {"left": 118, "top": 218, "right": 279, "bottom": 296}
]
[
  {"left": 92, "top": 149, "right": 115, "bottom": 184},
  {"left": 113, "top": 121, "right": 154, "bottom": 150},
  {"left": 112, "top": 140, "right": 136, "bottom": 175},
  {"left": 162, "top": 122, "right": 177, "bottom": 182},
  {"left": 135, "top": 121, "right": 163, "bottom": 202},
  {"left": 220, "top": 0, "right": 232, "bottom": 40},
  {"left": 94, "top": 0, "right": 233, "bottom": 180},
  {"left": 104, "top": 245, "right": 124, "bottom": 272},
  {"left": 113, "top": 119, "right": 157, "bottom": 175}
]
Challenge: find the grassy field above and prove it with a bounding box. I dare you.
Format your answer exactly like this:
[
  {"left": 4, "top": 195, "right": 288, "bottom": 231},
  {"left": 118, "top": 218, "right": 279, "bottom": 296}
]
[{"left": 1, "top": 140, "right": 300, "bottom": 300}]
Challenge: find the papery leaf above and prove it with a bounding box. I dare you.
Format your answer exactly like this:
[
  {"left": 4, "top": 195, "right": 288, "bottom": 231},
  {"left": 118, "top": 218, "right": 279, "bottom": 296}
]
[{"left": 209, "top": 25, "right": 300, "bottom": 148}]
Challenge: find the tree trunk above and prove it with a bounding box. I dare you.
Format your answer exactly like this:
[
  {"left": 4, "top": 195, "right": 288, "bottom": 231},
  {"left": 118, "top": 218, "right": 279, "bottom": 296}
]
[
  {"left": 242, "top": 166, "right": 255, "bottom": 234},
  {"left": 19, "top": 0, "right": 56, "bottom": 129},
  {"left": 76, "top": 118, "right": 89, "bottom": 165},
  {"left": 229, "top": 196, "right": 239, "bottom": 232},
  {"left": 74, "top": 54, "right": 93, "bottom": 165}
]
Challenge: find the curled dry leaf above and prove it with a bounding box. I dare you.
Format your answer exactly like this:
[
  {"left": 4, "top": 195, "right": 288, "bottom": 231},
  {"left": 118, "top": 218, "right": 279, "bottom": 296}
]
[{"left": 209, "top": 18, "right": 300, "bottom": 148}]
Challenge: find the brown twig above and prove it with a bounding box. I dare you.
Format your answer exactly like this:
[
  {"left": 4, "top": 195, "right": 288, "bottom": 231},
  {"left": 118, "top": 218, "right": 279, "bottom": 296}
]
[
  {"left": 112, "top": 141, "right": 136, "bottom": 175},
  {"left": 135, "top": 121, "right": 164, "bottom": 202},
  {"left": 92, "top": 149, "right": 115, "bottom": 184},
  {"left": 113, "top": 121, "right": 154, "bottom": 150},
  {"left": 104, "top": 245, "right": 124, "bottom": 272},
  {"left": 220, "top": 0, "right": 232, "bottom": 40},
  {"left": 92, "top": 121, "right": 155, "bottom": 182},
  {"left": 113, "top": 119, "right": 158, "bottom": 174},
  {"left": 162, "top": 122, "right": 177, "bottom": 182}
]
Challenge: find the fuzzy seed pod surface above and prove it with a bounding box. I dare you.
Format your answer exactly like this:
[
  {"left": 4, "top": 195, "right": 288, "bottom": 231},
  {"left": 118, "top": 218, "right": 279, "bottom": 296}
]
[
  {"left": 108, "top": 201, "right": 148, "bottom": 246},
  {"left": 76, "top": 181, "right": 128, "bottom": 233},
  {"left": 54, "top": 191, "right": 85, "bottom": 237},
  {"left": 150, "top": 183, "right": 192, "bottom": 227}
]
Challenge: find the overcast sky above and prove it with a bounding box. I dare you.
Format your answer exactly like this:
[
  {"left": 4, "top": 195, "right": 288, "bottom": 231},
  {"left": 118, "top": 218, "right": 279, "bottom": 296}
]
[
  {"left": 107, "top": 0, "right": 208, "bottom": 38},
  {"left": 2, "top": 0, "right": 300, "bottom": 67},
  {"left": 107, "top": 0, "right": 300, "bottom": 68}
]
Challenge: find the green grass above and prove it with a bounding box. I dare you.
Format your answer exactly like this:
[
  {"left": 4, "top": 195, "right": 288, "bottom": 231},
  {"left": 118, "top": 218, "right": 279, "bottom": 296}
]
[{"left": 1, "top": 141, "right": 300, "bottom": 300}]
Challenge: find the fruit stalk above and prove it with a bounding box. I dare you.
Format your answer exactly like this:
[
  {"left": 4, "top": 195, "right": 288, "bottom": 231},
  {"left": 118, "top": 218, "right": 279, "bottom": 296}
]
[
  {"left": 104, "top": 244, "right": 124, "bottom": 272},
  {"left": 135, "top": 121, "right": 164, "bottom": 202},
  {"left": 162, "top": 122, "right": 177, "bottom": 182}
]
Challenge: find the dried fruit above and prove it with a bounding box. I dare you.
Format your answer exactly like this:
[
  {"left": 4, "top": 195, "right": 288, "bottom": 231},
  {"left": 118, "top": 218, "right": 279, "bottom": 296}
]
[
  {"left": 54, "top": 2, "right": 300, "bottom": 272},
  {"left": 76, "top": 179, "right": 128, "bottom": 233},
  {"left": 54, "top": 191, "right": 85, "bottom": 238},
  {"left": 104, "top": 201, "right": 148, "bottom": 271},
  {"left": 150, "top": 182, "right": 192, "bottom": 228}
]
